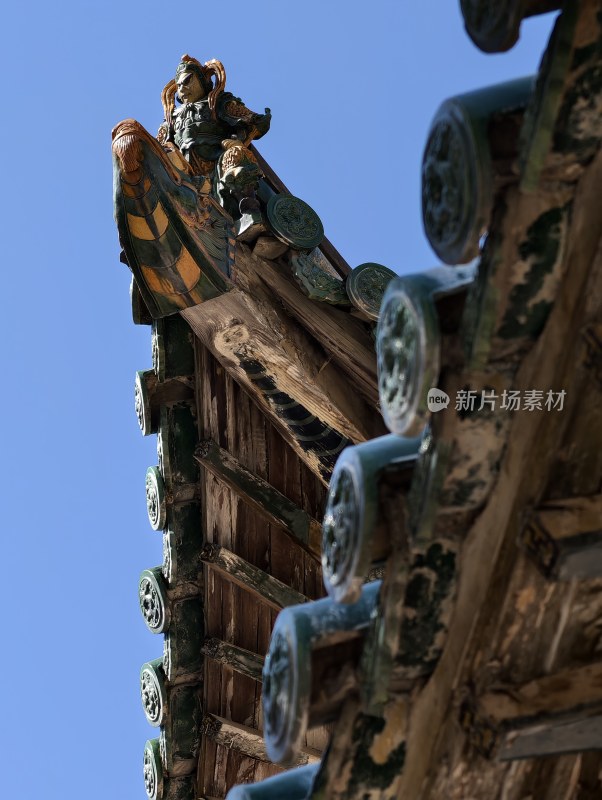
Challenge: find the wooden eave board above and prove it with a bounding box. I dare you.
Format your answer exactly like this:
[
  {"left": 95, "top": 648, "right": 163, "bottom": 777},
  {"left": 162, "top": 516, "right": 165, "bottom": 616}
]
[{"left": 194, "top": 340, "right": 330, "bottom": 798}]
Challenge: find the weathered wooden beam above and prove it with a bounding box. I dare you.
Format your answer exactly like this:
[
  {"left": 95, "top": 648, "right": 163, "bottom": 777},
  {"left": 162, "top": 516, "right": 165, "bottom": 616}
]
[
  {"left": 520, "top": 493, "right": 602, "bottom": 580},
  {"left": 462, "top": 661, "right": 602, "bottom": 761},
  {"left": 262, "top": 582, "right": 380, "bottom": 765},
  {"left": 200, "top": 543, "right": 307, "bottom": 611},
  {"left": 201, "top": 637, "right": 264, "bottom": 683},
  {"left": 226, "top": 764, "right": 319, "bottom": 799},
  {"left": 201, "top": 714, "right": 320, "bottom": 766},
  {"left": 195, "top": 440, "right": 321, "bottom": 558}
]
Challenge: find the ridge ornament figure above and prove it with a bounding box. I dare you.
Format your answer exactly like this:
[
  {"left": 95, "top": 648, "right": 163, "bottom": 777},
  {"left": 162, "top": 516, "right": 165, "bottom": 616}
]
[
  {"left": 159, "top": 55, "right": 271, "bottom": 218},
  {"left": 112, "top": 54, "right": 272, "bottom": 318},
  {"left": 113, "top": 52, "right": 326, "bottom": 323}
]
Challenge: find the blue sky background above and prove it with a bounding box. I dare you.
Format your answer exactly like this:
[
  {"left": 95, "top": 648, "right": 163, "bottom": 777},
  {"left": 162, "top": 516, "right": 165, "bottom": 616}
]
[{"left": 0, "top": 3, "right": 555, "bottom": 798}]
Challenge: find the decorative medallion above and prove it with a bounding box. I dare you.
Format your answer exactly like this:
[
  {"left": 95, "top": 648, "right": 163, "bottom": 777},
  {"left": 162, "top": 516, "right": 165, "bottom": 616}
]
[
  {"left": 139, "top": 568, "right": 170, "bottom": 634},
  {"left": 322, "top": 464, "right": 362, "bottom": 601},
  {"left": 421, "top": 105, "right": 485, "bottom": 265},
  {"left": 146, "top": 466, "right": 167, "bottom": 531},
  {"left": 266, "top": 194, "right": 324, "bottom": 251},
  {"left": 143, "top": 738, "right": 163, "bottom": 800},
  {"left": 346, "top": 263, "right": 397, "bottom": 320},
  {"left": 377, "top": 267, "right": 476, "bottom": 435},
  {"left": 140, "top": 660, "right": 168, "bottom": 727},
  {"left": 135, "top": 371, "right": 154, "bottom": 436},
  {"left": 290, "top": 249, "right": 349, "bottom": 305},
  {"left": 376, "top": 285, "right": 423, "bottom": 435},
  {"left": 262, "top": 626, "right": 296, "bottom": 762},
  {"left": 322, "top": 436, "right": 420, "bottom": 602}
]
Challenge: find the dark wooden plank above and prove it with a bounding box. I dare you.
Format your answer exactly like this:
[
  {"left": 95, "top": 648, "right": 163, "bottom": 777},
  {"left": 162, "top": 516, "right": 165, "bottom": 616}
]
[
  {"left": 202, "top": 714, "right": 321, "bottom": 766},
  {"left": 202, "top": 638, "right": 264, "bottom": 683},
  {"left": 201, "top": 544, "right": 307, "bottom": 610},
  {"left": 196, "top": 439, "right": 321, "bottom": 558}
]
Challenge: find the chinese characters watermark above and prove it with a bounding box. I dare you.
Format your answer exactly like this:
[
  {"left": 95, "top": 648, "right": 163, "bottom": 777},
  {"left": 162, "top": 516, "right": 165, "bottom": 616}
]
[{"left": 427, "top": 389, "right": 566, "bottom": 413}]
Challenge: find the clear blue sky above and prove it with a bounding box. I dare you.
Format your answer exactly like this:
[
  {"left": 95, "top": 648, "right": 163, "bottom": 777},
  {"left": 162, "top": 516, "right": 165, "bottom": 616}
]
[{"left": 0, "top": 3, "right": 555, "bottom": 798}]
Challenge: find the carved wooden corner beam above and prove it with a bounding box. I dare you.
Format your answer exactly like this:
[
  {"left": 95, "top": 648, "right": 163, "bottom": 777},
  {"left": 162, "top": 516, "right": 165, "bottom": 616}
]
[
  {"left": 226, "top": 763, "right": 319, "bottom": 800},
  {"left": 201, "top": 714, "right": 320, "bottom": 767},
  {"left": 200, "top": 543, "right": 308, "bottom": 611},
  {"left": 321, "top": 434, "right": 419, "bottom": 603},
  {"left": 519, "top": 493, "right": 602, "bottom": 580},
  {"left": 235, "top": 243, "right": 383, "bottom": 414},
  {"left": 460, "top": 0, "right": 562, "bottom": 54},
  {"left": 461, "top": 661, "right": 602, "bottom": 761},
  {"left": 181, "top": 290, "right": 357, "bottom": 485},
  {"left": 262, "top": 582, "right": 381, "bottom": 765},
  {"left": 195, "top": 439, "right": 322, "bottom": 558}
]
